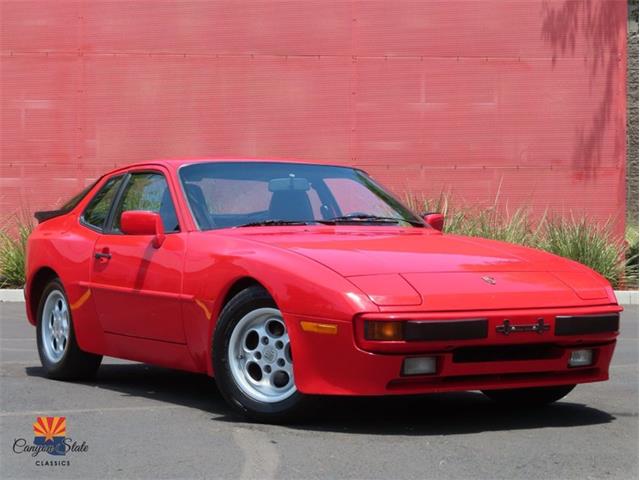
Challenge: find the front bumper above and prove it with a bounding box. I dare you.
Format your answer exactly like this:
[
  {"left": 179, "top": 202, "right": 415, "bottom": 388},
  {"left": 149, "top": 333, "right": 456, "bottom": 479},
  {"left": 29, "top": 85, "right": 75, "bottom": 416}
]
[{"left": 286, "top": 305, "right": 620, "bottom": 396}]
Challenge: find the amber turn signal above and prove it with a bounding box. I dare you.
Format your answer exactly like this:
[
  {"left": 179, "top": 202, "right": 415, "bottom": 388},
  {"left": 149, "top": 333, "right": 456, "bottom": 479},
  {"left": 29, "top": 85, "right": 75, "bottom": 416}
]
[
  {"left": 300, "top": 321, "right": 338, "bottom": 335},
  {"left": 364, "top": 320, "right": 404, "bottom": 341}
]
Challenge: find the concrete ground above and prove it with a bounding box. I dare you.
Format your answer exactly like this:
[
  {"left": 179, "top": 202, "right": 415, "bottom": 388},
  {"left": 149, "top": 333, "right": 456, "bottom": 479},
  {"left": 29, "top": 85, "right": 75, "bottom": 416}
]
[{"left": 0, "top": 302, "right": 637, "bottom": 480}]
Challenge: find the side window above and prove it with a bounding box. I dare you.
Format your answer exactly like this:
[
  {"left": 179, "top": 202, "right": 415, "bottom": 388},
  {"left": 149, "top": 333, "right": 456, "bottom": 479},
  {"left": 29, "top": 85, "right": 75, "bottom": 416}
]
[
  {"left": 82, "top": 175, "right": 123, "bottom": 231},
  {"left": 112, "top": 172, "right": 179, "bottom": 233}
]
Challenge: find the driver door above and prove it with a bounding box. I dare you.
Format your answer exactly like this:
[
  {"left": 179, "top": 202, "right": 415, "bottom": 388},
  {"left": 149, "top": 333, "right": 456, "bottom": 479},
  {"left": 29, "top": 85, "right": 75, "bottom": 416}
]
[{"left": 90, "top": 169, "right": 187, "bottom": 343}]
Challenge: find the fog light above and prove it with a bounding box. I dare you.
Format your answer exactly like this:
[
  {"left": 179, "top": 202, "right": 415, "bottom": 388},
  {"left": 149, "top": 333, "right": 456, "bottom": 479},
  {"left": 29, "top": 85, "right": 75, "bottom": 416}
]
[
  {"left": 403, "top": 356, "right": 437, "bottom": 376},
  {"left": 568, "top": 349, "right": 593, "bottom": 367}
]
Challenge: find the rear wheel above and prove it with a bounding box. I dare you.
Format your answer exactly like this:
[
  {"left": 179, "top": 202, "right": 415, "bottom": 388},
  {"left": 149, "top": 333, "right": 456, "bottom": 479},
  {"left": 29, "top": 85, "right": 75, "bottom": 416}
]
[
  {"left": 482, "top": 384, "right": 576, "bottom": 406},
  {"left": 213, "top": 286, "right": 307, "bottom": 422},
  {"left": 36, "top": 279, "right": 102, "bottom": 379}
]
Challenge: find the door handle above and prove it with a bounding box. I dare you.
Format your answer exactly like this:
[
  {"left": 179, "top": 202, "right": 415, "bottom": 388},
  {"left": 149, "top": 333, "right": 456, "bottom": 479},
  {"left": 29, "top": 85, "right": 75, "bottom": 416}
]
[{"left": 94, "top": 251, "right": 112, "bottom": 260}]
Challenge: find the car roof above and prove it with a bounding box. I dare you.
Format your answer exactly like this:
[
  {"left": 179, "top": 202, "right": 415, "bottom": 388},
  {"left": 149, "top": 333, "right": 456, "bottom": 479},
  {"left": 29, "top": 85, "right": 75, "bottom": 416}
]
[{"left": 118, "top": 157, "right": 349, "bottom": 173}]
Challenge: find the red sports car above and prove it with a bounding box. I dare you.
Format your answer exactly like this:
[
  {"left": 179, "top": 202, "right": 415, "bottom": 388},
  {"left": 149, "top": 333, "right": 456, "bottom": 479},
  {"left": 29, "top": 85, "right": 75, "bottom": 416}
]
[{"left": 26, "top": 159, "right": 621, "bottom": 422}]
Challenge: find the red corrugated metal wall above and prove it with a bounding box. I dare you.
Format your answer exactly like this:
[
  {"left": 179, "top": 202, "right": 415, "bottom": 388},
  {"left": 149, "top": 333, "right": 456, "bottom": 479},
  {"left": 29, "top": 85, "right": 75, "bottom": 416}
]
[{"left": 1, "top": 0, "right": 627, "bottom": 232}]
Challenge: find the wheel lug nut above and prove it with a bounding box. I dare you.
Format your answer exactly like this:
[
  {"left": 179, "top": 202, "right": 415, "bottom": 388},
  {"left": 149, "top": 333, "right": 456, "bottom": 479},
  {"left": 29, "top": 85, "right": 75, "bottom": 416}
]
[
  {"left": 275, "top": 340, "right": 283, "bottom": 349},
  {"left": 261, "top": 337, "right": 269, "bottom": 345},
  {"left": 277, "top": 359, "right": 285, "bottom": 367},
  {"left": 264, "top": 365, "right": 272, "bottom": 373},
  {"left": 254, "top": 352, "right": 262, "bottom": 360}
]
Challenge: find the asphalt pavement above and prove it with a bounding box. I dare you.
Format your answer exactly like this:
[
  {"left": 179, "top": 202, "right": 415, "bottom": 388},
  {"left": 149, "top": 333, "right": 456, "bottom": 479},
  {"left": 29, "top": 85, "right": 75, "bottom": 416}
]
[{"left": 0, "top": 302, "right": 637, "bottom": 480}]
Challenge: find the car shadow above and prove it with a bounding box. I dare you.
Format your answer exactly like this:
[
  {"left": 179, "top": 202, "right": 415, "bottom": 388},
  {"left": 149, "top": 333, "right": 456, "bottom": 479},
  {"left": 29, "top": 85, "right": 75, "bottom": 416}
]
[
  {"left": 25, "top": 363, "right": 615, "bottom": 436},
  {"left": 289, "top": 393, "right": 615, "bottom": 436}
]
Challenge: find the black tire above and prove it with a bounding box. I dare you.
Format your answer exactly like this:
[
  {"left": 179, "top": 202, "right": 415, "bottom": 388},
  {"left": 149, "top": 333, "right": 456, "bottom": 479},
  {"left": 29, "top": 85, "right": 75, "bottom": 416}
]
[
  {"left": 36, "top": 278, "right": 102, "bottom": 380},
  {"left": 213, "top": 285, "right": 309, "bottom": 423},
  {"left": 482, "top": 384, "right": 576, "bottom": 406}
]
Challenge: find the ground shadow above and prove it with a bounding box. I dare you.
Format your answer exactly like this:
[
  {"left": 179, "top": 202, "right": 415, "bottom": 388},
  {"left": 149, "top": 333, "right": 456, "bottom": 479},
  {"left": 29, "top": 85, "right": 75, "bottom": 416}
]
[
  {"left": 26, "top": 363, "right": 614, "bottom": 436},
  {"left": 288, "top": 390, "right": 614, "bottom": 436}
]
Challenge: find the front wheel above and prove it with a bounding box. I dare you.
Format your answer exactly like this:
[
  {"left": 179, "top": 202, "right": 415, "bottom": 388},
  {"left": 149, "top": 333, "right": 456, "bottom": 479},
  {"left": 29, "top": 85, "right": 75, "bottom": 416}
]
[
  {"left": 36, "top": 279, "right": 102, "bottom": 380},
  {"left": 213, "top": 286, "right": 308, "bottom": 423},
  {"left": 482, "top": 384, "right": 576, "bottom": 406}
]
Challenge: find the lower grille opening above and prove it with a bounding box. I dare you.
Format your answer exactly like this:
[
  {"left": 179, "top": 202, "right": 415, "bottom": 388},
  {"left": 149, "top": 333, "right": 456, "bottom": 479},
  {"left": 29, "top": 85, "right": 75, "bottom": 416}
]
[{"left": 452, "top": 344, "right": 564, "bottom": 363}]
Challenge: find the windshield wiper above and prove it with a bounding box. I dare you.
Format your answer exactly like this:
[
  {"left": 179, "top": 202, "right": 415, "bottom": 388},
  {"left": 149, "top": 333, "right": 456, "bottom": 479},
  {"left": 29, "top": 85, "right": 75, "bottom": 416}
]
[
  {"left": 235, "top": 219, "right": 316, "bottom": 228},
  {"left": 319, "top": 214, "right": 424, "bottom": 227},
  {"left": 236, "top": 215, "right": 424, "bottom": 228}
]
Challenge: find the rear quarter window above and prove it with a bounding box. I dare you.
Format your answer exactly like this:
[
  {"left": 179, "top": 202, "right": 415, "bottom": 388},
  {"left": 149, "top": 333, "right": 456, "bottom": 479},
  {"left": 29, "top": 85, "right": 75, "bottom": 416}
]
[{"left": 58, "top": 179, "right": 99, "bottom": 212}]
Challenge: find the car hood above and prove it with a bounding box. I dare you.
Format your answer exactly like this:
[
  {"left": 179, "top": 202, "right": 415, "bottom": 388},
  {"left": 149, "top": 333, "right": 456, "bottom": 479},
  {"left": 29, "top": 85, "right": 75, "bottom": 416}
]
[
  {"left": 227, "top": 227, "right": 614, "bottom": 309},
  {"left": 233, "top": 227, "right": 564, "bottom": 275}
]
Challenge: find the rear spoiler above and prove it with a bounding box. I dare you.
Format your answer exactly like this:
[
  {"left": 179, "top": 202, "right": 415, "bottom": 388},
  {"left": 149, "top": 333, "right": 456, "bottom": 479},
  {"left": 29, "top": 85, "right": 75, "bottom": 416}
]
[{"left": 34, "top": 209, "right": 69, "bottom": 224}]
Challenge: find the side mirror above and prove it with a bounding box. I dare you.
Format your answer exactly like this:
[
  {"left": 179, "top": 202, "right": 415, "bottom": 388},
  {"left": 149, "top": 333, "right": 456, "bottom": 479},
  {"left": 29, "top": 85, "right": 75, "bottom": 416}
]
[
  {"left": 423, "top": 212, "right": 445, "bottom": 232},
  {"left": 120, "top": 211, "right": 166, "bottom": 248}
]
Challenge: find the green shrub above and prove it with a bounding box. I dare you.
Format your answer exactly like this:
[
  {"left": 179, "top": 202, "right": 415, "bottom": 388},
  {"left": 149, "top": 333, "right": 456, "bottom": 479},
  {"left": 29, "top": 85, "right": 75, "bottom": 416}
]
[
  {"left": 406, "top": 192, "right": 540, "bottom": 245},
  {"left": 446, "top": 207, "right": 538, "bottom": 246},
  {"left": 538, "top": 217, "right": 627, "bottom": 287},
  {"left": 0, "top": 214, "right": 33, "bottom": 288},
  {"left": 625, "top": 225, "right": 639, "bottom": 288}
]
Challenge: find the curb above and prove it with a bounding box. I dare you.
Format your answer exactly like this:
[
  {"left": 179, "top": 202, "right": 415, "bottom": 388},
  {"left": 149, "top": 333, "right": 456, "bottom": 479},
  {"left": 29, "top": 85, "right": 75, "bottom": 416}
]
[
  {"left": 0, "top": 289, "right": 24, "bottom": 302},
  {"left": 0, "top": 288, "right": 638, "bottom": 305},
  {"left": 614, "top": 290, "right": 639, "bottom": 306}
]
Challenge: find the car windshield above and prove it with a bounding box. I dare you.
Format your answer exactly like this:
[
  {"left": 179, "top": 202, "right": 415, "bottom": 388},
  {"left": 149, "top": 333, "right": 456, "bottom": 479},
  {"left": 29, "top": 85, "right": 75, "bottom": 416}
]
[{"left": 179, "top": 162, "right": 424, "bottom": 230}]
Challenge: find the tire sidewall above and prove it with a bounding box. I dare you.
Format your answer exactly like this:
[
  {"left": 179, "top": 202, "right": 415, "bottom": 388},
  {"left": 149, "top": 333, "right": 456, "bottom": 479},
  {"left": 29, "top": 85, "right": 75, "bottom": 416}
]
[{"left": 213, "top": 287, "right": 304, "bottom": 420}]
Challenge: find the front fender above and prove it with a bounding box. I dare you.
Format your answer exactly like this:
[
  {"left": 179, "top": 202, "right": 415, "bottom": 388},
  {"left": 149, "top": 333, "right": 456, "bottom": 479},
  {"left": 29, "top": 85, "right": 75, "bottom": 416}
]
[{"left": 181, "top": 232, "right": 378, "bottom": 374}]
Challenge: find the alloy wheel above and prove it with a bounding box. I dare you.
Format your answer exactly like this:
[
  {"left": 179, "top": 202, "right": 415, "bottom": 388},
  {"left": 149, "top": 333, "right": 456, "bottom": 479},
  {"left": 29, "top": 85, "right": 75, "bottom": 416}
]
[{"left": 228, "top": 308, "right": 296, "bottom": 403}]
